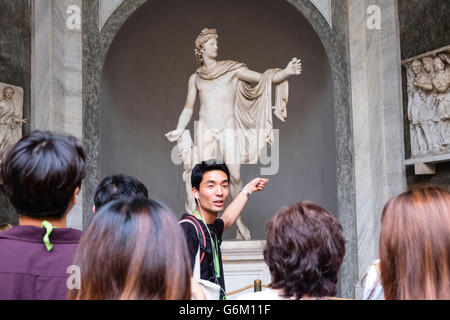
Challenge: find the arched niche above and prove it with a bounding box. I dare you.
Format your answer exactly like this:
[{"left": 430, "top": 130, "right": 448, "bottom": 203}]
[{"left": 82, "top": 0, "right": 355, "bottom": 298}]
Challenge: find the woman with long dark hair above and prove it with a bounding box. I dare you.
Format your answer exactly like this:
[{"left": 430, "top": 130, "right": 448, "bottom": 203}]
[{"left": 68, "top": 198, "right": 193, "bottom": 300}]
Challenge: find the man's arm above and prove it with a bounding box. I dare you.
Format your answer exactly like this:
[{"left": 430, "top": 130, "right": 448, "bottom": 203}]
[
  {"left": 166, "top": 73, "right": 197, "bottom": 141},
  {"left": 220, "top": 178, "right": 269, "bottom": 231}
]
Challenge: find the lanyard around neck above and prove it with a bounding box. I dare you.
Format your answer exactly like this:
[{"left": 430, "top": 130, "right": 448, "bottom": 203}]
[{"left": 193, "top": 209, "right": 221, "bottom": 278}]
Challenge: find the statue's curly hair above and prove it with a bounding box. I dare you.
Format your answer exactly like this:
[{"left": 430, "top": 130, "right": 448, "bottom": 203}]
[
  {"left": 194, "top": 28, "right": 218, "bottom": 65},
  {"left": 263, "top": 201, "right": 345, "bottom": 299}
]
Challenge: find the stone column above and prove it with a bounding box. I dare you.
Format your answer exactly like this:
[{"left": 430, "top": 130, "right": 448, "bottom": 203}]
[
  {"left": 31, "top": 0, "right": 83, "bottom": 230},
  {"left": 348, "top": 0, "right": 406, "bottom": 298}
]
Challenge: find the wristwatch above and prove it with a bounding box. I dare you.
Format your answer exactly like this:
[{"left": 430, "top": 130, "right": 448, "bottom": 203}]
[{"left": 241, "top": 188, "right": 251, "bottom": 198}]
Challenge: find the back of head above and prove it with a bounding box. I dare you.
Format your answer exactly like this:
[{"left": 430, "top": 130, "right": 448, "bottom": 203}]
[
  {"left": 191, "top": 159, "right": 230, "bottom": 191},
  {"left": 1, "top": 130, "right": 86, "bottom": 218},
  {"left": 94, "top": 174, "right": 149, "bottom": 210},
  {"left": 380, "top": 184, "right": 450, "bottom": 300},
  {"left": 70, "top": 198, "right": 191, "bottom": 300},
  {"left": 264, "top": 201, "right": 345, "bottom": 299}
]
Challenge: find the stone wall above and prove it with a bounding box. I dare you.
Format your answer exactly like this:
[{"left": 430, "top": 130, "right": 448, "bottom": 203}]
[
  {"left": 347, "top": 0, "right": 406, "bottom": 298},
  {"left": 31, "top": 0, "right": 84, "bottom": 229},
  {"left": 0, "top": 0, "right": 32, "bottom": 225}
]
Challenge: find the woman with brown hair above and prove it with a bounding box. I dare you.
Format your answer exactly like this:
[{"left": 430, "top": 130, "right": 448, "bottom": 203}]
[
  {"left": 68, "top": 198, "right": 193, "bottom": 300},
  {"left": 238, "top": 201, "right": 346, "bottom": 300},
  {"left": 379, "top": 184, "right": 450, "bottom": 300}
]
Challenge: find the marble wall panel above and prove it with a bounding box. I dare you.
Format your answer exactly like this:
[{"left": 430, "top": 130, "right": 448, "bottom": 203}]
[
  {"left": 32, "top": 0, "right": 83, "bottom": 230},
  {"left": 0, "top": 0, "right": 31, "bottom": 226},
  {"left": 99, "top": 0, "right": 125, "bottom": 31},
  {"left": 348, "top": 0, "right": 406, "bottom": 298},
  {"left": 309, "top": 0, "right": 332, "bottom": 27}
]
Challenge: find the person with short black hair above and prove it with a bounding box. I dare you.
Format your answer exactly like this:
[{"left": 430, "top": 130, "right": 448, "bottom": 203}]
[
  {"left": 180, "top": 159, "right": 269, "bottom": 299},
  {"left": 93, "top": 174, "right": 149, "bottom": 213},
  {"left": 238, "top": 201, "right": 346, "bottom": 300},
  {"left": 0, "top": 130, "right": 86, "bottom": 300}
]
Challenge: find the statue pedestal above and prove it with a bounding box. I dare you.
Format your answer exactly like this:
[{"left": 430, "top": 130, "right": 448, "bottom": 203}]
[{"left": 221, "top": 240, "right": 271, "bottom": 300}]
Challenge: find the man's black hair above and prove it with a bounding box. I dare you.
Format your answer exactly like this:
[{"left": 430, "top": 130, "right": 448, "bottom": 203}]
[
  {"left": 93, "top": 174, "right": 149, "bottom": 210},
  {"left": 1, "top": 130, "right": 87, "bottom": 218},
  {"left": 191, "top": 159, "right": 230, "bottom": 190}
]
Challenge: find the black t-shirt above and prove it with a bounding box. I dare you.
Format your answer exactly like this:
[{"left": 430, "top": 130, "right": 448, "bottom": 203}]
[{"left": 180, "top": 213, "right": 226, "bottom": 298}]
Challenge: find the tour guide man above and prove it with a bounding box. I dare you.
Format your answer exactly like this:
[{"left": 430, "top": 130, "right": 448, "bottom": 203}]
[{"left": 180, "top": 160, "right": 269, "bottom": 299}]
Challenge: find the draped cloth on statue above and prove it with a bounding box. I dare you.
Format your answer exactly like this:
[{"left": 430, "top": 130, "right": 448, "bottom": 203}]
[
  {"left": 234, "top": 67, "right": 288, "bottom": 163},
  {"left": 196, "top": 60, "right": 245, "bottom": 80}
]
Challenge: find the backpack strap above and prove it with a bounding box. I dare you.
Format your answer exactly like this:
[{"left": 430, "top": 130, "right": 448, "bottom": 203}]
[{"left": 180, "top": 216, "right": 207, "bottom": 263}]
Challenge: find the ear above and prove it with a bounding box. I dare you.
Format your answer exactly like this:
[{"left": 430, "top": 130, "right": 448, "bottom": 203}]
[
  {"left": 191, "top": 187, "right": 199, "bottom": 199},
  {"left": 92, "top": 205, "right": 96, "bottom": 214},
  {"left": 71, "top": 186, "right": 80, "bottom": 205}
]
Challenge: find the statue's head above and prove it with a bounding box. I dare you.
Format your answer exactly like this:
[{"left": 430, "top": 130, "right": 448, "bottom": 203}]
[
  {"left": 194, "top": 28, "right": 218, "bottom": 65},
  {"left": 422, "top": 57, "right": 435, "bottom": 74},
  {"left": 3, "top": 86, "right": 14, "bottom": 100},
  {"left": 434, "top": 57, "right": 445, "bottom": 71},
  {"left": 411, "top": 60, "right": 422, "bottom": 74}
]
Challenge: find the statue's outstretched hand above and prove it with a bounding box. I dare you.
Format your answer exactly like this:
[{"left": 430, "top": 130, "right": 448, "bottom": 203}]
[
  {"left": 243, "top": 178, "right": 269, "bottom": 195},
  {"left": 286, "top": 57, "right": 302, "bottom": 76},
  {"left": 165, "top": 128, "right": 185, "bottom": 142}
]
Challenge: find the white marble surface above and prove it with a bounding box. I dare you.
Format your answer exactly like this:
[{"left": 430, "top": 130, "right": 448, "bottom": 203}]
[
  {"left": 309, "top": 0, "right": 332, "bottom": 27},
  {"left": 31, "top": 0, "right": 83, "bottom": 230},
  {"left": 221, "top": 240, "right": 271, "bottom": 300},
  {"left": 404, "top": 152, "right": 450, "bottom": 165},
  {"left": 348, "top": 0, "right": 406, "bottom": 297},
  {"left": 99, "top": 0, "right": 125, "bottom": 31}
]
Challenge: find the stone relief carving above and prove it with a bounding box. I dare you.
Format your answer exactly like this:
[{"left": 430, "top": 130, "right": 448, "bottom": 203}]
[
  {"left": 403, "top": 46, "right": 450, "bottom": 158},
  {"left": 0, "top": 83, "right": 27, "bottom": 171},
  {"left": 165, "top": 28, "right": 302, "bottom": 240}
]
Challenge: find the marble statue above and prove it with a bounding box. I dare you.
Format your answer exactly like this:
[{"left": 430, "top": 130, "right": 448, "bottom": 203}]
[
  {"left": 432, "top": 56, "right": 450, "bottom": 146},
  {"left": 0, "top": 85, "right": 27, "bottom": 167},
  {"left": 407, "top": 59, "right": 431, "bottom": 156},
  {"left": 165, "top": 28, "right": 302, "bottom": 240},
  {"left": 403, "top": 46, "right": 450, "bottom": 158},
  {"left": 421, "top": 57, "right": 441, "bottom": 153}
]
